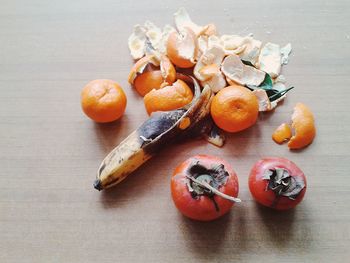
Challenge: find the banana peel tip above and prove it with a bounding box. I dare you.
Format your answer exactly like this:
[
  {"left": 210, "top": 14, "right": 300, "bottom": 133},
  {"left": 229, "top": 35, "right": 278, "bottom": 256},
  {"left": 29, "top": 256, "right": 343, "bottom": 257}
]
[{"left": 93, "top": 179, "right": 103, "bottom": 191}]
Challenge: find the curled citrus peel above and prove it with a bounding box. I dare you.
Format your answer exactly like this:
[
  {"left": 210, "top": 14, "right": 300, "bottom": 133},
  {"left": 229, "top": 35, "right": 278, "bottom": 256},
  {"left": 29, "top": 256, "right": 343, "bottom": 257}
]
[
  {"left": 166, "top": 27, "right": 198, "bottom": 68},
  {"left": 198, "top": 64, "right": 227, "bottom": 93},
  {"left": 272, "top": 103, "right": 316, "bottom": 149},
  {"left": 174, "top": 7, "right": 216, "bottom": 37},
  {"left": 272, "top": 123, "right": 292, "bottom": 144},
  {"left": 134, "top": 71, "right": 164, "bottom": 96},
  {"left": 221, "top": 54, "right": 266, "bottom": 87},
  {"left": 288, "top": 103, "right": 316, "bottom": 149},
  {"left": 128, "top": 54, "right": 176, "bottom": 96},
  {"left": 160, "top": 55, "right": 176, "bottom": 84},
  {"left": 143, "top": 79, "right": 194, "bottom": 115},
  {"left": 128, "top": 55, "right": 159, "bottom": 84}
]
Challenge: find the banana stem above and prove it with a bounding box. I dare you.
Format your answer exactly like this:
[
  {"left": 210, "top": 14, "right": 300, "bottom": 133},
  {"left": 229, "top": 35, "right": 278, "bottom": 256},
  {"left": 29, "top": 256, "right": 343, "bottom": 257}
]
[{"left": 186, "top": 175, "right": 241, "bottom": 203}]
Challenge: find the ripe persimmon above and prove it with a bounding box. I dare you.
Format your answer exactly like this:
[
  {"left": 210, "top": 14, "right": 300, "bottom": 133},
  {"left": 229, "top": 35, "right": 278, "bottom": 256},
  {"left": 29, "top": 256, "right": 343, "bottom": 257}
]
[
  {"left": 143, "top": 79, "right": 193, "bottom": 115},
  {"left": 81, "top": 79, "right": 127, "bottom": 123},
  {"left": 210, "top": 85, "right": 259, "bottom": 132}
]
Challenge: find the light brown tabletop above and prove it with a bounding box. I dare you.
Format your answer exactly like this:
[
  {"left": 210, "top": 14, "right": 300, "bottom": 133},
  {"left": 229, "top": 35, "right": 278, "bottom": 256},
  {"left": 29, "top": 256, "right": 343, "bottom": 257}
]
[{"left": 1, "top": 0, "right": 350, "bottom": 262}]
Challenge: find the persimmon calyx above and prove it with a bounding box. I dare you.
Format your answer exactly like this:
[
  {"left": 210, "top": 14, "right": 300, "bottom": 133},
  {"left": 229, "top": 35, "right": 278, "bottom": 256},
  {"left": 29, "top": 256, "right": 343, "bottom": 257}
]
[
  {"left": 263, "top": 168, "right": 305, "bottom": 200},
  {"left": 185, "top": 161, "right": 241, "bottom": 203}
]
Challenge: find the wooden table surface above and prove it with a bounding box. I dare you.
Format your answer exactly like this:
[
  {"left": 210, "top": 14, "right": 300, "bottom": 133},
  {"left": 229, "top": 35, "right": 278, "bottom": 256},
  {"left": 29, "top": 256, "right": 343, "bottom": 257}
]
[{"left": 1, "top": 0, "right": 349, "bottom": 262}]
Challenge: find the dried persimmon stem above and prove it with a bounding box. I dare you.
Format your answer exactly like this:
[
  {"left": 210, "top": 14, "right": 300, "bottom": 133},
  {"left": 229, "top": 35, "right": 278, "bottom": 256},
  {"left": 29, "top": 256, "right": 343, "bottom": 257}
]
[{"left": 186, "top": 175, "right": 241, "bottom": 203}]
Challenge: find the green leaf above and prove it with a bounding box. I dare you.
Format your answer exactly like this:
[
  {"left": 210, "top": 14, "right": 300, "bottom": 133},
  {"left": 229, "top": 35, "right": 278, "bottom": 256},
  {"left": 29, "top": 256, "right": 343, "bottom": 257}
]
[
  {"left": 241, "top": 60, "right": 255, "bottom": 67},
  {"left": 267, "top": 87, "right": 294, "bottom": 102},
  {"left": 246, "top": 73, "right": 273, "bottom": 90},
  {"left": 259, "top": 73, "right": 273, "bottom": 90}
]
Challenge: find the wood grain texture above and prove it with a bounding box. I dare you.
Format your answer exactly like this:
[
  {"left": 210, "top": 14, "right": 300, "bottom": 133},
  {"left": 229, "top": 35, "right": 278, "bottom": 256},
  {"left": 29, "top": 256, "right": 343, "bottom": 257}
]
[{"left": 1, "top": 0, "right": 350, "bottom": 262}]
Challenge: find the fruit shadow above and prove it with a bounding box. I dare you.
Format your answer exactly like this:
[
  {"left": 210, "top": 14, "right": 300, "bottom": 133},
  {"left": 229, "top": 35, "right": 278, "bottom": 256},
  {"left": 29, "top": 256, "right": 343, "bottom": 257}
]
[
  {"left": 224, "top": 122, "right": 262, "bottom": 156},
  {"left": 93, "top": 116, "right": 131, "bottom": 155},
  {"left": 179, "top": 204, "right": 248, "bottom": 260},
  {"left": 97, "top": 155, "right": 164, "bottom": 209},
  {"left": 254, "top": 203, "right": 312, "bottom": 249},
  {"left": 255, "top": 203, "right": 295, "bottom": 247}
]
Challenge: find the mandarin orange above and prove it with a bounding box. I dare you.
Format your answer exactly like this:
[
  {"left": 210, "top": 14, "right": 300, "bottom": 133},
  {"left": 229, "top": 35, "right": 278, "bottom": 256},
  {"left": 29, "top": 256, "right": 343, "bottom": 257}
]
[
  {"left": 81, "top": 79, "right": 127, "bottom": 123},
  {"left": 210, "top": 85, "right": 259, "bottom": 132}
]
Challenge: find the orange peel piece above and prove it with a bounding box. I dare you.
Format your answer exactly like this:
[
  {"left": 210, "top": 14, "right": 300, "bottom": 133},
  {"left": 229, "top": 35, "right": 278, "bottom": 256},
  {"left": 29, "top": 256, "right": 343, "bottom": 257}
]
[
  {"left": 198, "top": 64, "right": 227, "bottom": 93},
  {"left": 272, "top": 123, "right": 292, "bottom": 144},
  {"left": 166, "top": 28, "right": 198, "bottom": 68},
  {"left": 160, "top": 55, "right": 176, "bottom": 84},
  {"left": 221, "top": 54, "right": 265, "bottom": 86},
  {"left": 128, "top": 55, "right": 159, "bottom": 84},
  {"left": 288, "top": 103, "right": 316, "bottom": 149},
  {"left": 143, "top": 79, "right": 193, "bottom": 115},
  {"left": 134, "top": 70, "right": 164, "bottom": 97}
]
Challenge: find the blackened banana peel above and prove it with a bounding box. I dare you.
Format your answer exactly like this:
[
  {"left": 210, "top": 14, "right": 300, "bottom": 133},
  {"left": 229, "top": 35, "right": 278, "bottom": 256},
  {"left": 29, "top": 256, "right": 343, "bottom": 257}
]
[{"left": 94, "top": 75, "right": 224, "bottom": 191}]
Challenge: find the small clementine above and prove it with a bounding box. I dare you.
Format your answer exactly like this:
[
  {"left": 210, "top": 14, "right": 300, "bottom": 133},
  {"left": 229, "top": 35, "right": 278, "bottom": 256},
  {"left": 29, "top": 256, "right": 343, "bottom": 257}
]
[
  {"left": 81, "top": 79, "right": 127, "bottom": 123},
  {"left": 210, "top": 85, "right": 259, "bottom": 132}
]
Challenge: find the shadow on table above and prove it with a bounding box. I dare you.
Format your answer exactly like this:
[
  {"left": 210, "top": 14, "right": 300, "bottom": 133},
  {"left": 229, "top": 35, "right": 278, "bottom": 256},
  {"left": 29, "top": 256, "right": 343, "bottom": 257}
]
[
  {"left": 179, "top": 203, "right": 248, "bottom": 260},
  {"left": 255, "top": 202, "right": 313, "bottom": 249},
  {"left": 93, "top": 116, "right": 131, "bottom": 155},
  {"left": 97, "top": 154, "right": 164, "bottom": 209},
  {"left": 255, "top": 203, "right": 296, "bottom": 247}
]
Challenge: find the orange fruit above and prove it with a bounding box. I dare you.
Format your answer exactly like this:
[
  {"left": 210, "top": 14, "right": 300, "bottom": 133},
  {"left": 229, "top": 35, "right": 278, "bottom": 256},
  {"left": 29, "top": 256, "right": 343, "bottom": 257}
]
[
  {"left": 81, "top": 79, "right": 127, "bottom": 123},
  {"left": 210, "top": 84, "right": 259, "bottom": 132},
  {"left": 288, "top": 103, "right": 316, "bottom": 149},
  {"left": 166, "top": 28, "right": 197, "bottom": 68},
  {"left": 134, "top": 70, "right": 164, "bottom": 96},
  {"left": 272, "top": 123, "right": 292, "bottom": 144},
  {"left": 143, "top": 79, "right": 193, "bottom": 115}
]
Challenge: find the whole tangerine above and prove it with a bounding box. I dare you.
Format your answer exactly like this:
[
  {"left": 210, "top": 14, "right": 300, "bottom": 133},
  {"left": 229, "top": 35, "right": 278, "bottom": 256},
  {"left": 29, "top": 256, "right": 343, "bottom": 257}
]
[
  {"left": 81, "top": 79, "right": 127, "bottom": 123},
  {"left": 210, "top": 85, "right": 259, "bottom": 132}
]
